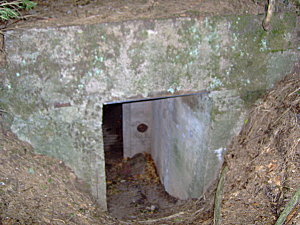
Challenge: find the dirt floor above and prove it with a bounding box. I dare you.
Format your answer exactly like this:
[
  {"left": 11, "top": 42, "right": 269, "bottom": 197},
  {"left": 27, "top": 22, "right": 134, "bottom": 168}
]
[
  {"left": 105, "top": 152, "right": 188, "bottom": 220},
  {"left": 0, "top": 0, "right": 300, "bottom": 224}
]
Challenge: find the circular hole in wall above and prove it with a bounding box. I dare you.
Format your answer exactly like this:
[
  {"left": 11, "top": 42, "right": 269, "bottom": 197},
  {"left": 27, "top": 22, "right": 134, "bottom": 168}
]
[{"left": 137, "top": 123, "right": 148, "bottom": 133}]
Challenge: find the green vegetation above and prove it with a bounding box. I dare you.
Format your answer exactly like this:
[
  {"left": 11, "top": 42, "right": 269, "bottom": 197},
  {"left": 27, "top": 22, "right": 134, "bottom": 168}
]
[{"left": 0, "top": 0, "right": 36, "bottom": 21}]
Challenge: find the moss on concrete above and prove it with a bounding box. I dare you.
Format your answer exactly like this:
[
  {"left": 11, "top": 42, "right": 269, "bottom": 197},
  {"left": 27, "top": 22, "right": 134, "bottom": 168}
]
[
  {"left": 1, "top": 13, "right": 298, "bottom": 209},
  {"left": 216, "top": 13, "right": 299, "bottom": 105}
]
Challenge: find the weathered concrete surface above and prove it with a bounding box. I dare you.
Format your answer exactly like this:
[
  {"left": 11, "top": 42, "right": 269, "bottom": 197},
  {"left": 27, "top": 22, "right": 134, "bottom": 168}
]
[
  {"left": 0, "top": 13, "right": 298, "bottom": 209},
  {"left": 123, "top": 101, "right": 153, "bottom": 158},
  {"left": 151, "top": 94, "right": 213, "bottom": 200},
  {"left": 122, "top": 94, "right": 214, "bottom": 200}
]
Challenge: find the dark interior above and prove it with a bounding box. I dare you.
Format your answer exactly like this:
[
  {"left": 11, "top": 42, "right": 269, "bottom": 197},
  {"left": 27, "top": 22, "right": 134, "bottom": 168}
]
[{"left": 102, "top": 103, "right": 124, "bottom": 170}]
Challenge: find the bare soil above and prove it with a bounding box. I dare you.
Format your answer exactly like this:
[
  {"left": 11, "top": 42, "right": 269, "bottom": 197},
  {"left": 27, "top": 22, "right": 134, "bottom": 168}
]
[
  {"left": 222, "top": 62, "right": 300, "bottom": 225},
  {"left": 2, "top": 0, "right": 267, "bottom": 30},
  {"left": 0, "top": 128, "right": 117, "bottom": 225},
  {"left": 105, "top": 152, "right": 187, "bottom": 220}
]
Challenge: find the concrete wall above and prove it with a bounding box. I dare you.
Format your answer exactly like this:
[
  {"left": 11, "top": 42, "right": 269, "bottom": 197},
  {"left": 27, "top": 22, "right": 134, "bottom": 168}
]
[
  {"left": 151, "top": 94, "right": 213, "bottom": 199},
  {"left": 123, "top": 101, "right": 153, "bottom": 157},
  {"left": 0, "top": 13, "right": 298, "bottom": 209},
  {"left": 122, "top": 93, "right": 214, "bottom": 200}
]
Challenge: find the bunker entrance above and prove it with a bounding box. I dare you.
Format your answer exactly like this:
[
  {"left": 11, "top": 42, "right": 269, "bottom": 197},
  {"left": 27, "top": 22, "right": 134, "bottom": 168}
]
[{"left": 103, "top": 91, "right": 213, "bottom": 219}]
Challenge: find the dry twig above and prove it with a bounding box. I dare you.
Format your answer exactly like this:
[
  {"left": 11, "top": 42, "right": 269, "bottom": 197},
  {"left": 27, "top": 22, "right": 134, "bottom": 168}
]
[{"left": 275, "top": 188, "right": 300, "bottom": 225}]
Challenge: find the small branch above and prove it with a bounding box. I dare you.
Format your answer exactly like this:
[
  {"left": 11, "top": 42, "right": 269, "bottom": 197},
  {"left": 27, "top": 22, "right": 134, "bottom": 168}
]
[
  {"left": 214, "top": 166, "right": 228, "bottom": 225},
  {"left": 275, "top": 187, "right": 300, "bottom": 225},
  {"left": 262, "top": 0, "right": 275, "bottom": 31},
  {"left": 136, "top": 211, "right": 185, "bottom": 224},
  {"left": 0, "top": 109, "right": 8, "bottom": 114},
  {"left": 52, "top": 218, "right": 66, "bottom": 224},
  {"left": 288, "top": 87, "right": 300, "bottom": 97},
  {"left": 273, "top": 107, "right": 291, "bottom": 125},
  {"left": 20, "top": 186, "right": 33, "bottom": 192}
]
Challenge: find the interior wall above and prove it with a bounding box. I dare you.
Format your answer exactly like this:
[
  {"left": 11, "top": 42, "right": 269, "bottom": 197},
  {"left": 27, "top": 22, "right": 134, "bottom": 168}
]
[
  {"left": 123, "top": 101, "right": 153, "bottom": 158},
  {"left": 122, "top": 93, "right": 217, "bottom": 200},
  {"left": 152, "top": 94, "right": 214, "bottom": 199}
]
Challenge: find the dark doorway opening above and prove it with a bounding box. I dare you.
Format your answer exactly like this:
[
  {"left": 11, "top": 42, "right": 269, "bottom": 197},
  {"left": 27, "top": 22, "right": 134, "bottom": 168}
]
[
  {"left": 103, "top": 100, "right": 182, "bottom": 220},
  {"left": 102, "top": 91, "right": 212, "bottom": 220},
  {"left": 102, "top": 103, "right": 123, "bottom": 173}
]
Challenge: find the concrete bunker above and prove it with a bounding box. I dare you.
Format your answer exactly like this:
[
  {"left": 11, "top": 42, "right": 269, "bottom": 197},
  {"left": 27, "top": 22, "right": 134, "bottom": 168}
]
[
  {"left": 1, "top": 13, "right": 298, "bottom": 212},
  {"left": 102, "top": 92, "right": 220, "bottom": 217}
]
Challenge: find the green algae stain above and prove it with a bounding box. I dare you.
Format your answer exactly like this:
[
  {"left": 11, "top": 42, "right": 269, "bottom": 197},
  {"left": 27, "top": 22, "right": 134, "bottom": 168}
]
[
  {"left": 240, "top": 89, "right": 265, "bottom": 107},
  {"left": 127, "top": 42, "right": 147, "bottom": 72},
  {"left": 135, "top": 30, "right": 149, "bottom": 41},
  {"left": 173, "top": 139, "right": 184, "bottom": 171},
  {"left": 220, "top": 13, "right": 298, "bottom": 106},
  {"left": 166, "top": 45, "right": 198, "bottom": 66},
  {"left": 176, "top": 19, "right": 203, "bottom": 64}
]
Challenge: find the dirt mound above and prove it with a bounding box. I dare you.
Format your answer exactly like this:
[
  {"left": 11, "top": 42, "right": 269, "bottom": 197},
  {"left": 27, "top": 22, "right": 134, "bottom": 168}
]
[
  {"left": 0, "top": 130, "right": 117, "bottom": 225},
  {"left": 222, "top": 64, "right": 300, "bottom": 224}
]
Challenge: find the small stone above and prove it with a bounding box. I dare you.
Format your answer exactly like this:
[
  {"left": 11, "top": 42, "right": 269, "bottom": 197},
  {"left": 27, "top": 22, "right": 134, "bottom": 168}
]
[{"left": 150, "top": 205, "right": 158, "bottom": 211}]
